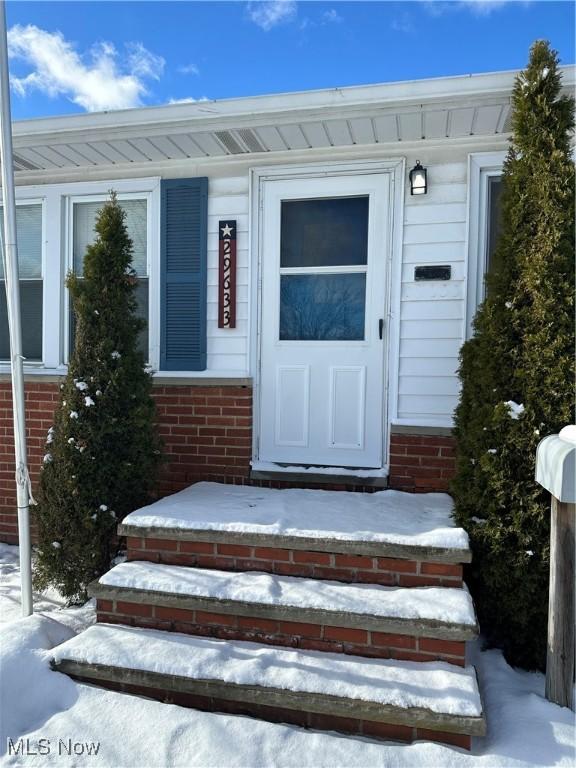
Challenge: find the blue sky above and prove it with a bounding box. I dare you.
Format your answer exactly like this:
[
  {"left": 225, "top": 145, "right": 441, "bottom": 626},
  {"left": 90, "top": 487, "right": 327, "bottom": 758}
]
[{"left": 6, "top": 1, "right": 575, "bottom": 120}]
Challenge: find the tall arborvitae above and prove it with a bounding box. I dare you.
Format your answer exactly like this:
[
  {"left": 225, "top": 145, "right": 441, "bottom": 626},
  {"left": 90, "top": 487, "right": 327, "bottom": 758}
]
[
  {"left": 34, "top": 194, "right": 162, "bottom": 602},
  {"left": 452, "top": 41, "right": 575, "bottom": 669}
]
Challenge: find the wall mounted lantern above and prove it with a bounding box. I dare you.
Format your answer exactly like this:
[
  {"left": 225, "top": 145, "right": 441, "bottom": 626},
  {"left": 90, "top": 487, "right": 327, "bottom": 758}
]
[{"left": 409, "top": 161, "right": 427, "bottom": 195}]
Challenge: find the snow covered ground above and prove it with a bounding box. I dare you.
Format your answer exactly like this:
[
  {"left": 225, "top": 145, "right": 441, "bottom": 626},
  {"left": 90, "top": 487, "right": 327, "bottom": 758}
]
[{"left": 1, "top": 543, "right": 574, "bottom": 767}]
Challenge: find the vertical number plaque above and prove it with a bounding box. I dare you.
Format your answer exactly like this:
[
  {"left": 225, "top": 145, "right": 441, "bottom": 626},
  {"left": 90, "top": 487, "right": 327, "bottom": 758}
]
[{"left": 218, "top": 220, "right": 237, "bottom": 329}]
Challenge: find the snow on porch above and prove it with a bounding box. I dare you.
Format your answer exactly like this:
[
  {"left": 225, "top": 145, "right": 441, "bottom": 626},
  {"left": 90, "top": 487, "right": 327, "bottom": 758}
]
[
  {"left": 120, "top": 482, "right": 470, "bottom": 552},
  {"left": 52, "top": 623, "right": 483, "bottom": 718},
  {"left": 97, "top": 561, "right": 477, "bottom": 627}
]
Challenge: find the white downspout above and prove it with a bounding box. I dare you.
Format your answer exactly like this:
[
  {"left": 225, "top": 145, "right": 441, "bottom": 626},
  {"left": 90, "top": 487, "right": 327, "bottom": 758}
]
[{"left": 0, "top": 0, "right": 33, "bottom": 617}]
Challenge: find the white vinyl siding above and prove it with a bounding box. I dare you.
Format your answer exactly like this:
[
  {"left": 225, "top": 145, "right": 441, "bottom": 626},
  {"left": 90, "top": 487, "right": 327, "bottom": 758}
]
[
  {"left": 397, "top": 161, "right": 468, "bottom": 426},
  {"left": 205, "top": 178, "right": 249, "bottom": 373},
  {"left": 9, "top": 144, "right": 504, "bottom": 412}
]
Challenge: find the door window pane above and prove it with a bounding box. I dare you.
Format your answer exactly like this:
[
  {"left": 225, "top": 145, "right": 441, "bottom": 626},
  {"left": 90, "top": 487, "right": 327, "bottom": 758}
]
[
  {"left": 280, "top": 273, "right": 366, "bottom": 341},
  {"left": 280, "top": 197, "right": 368, "bottom": 268},
  {"left": 0, "top": 204, "right": 43, "bottom": 361}
]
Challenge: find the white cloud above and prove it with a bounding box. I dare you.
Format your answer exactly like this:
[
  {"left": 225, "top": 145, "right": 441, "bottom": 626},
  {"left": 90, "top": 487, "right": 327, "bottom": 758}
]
[
  {"left": 322, "top": 9, "right": 343, "bottom": 24},
  {"left": 178, "top": 63, "right": 200, "bottom": 76},
  {"left": 7, "top": 24, "right": 165, "bottom": 112},
  {"left": 246, "top": 1, "right": 297, "bottom": 31},
  {"left": 126, "top": 41, "right": 164, "bottom": 79},
  {"left": 424, "top": 0, "right": 512, "bottom": 15},
  {"left": 167, "top": 96, "right": 209, "bottom": 104},
  {"left": 459, "top": 0, "right": 509, "bottom": 14}
]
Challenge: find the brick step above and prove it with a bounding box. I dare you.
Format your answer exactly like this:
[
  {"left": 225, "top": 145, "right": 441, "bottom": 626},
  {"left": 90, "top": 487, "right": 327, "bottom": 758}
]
[
  {"left": 90, "top": 561, "right": 477, "bottom": 665},
  {"left": 51, "top": 624, "right": 485, "bottom": 750},
  {"left": 119, "top": 482, "right": 471, "bottom": 587}
]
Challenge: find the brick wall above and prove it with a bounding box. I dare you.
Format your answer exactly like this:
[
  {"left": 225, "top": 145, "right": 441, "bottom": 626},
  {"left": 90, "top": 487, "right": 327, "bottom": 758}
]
[
  {"left": 0, "top": 381, "right": 59, "bottom": 543},
  {"left": 388, "top": 433, "right": 456, "bottom": 493},
  {"left": 153, "top": 384, "right": 252, "bottom": 495},
  {"left": 97, "top": 677, "right": 471, "bottom": 749},
  {"left": 0, "top": 381, "right": 253, "bottom": 543},
  {"left": 126, "top": 536, "right": 463, "bottom": 587},
  {"left": 96, "top": 598, "right": 466, "bottom": 666},
  {"left": 0, "top": 380, "right": 456, "bottom": 543}
]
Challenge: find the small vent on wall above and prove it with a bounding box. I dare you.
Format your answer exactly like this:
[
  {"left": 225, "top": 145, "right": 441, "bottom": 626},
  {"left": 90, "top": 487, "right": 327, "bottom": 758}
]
[
  {"left": 237, "top": 128, "right": 266, "bottom": 153},
  {"left": 502, "top": 109, "right": 513, "bottom": 133},
  {"left": 215, "top": 131, "right": 246, "bottom": 155},
  {"left": 12, "top": 153, "right": 41, "bottom": 171}
]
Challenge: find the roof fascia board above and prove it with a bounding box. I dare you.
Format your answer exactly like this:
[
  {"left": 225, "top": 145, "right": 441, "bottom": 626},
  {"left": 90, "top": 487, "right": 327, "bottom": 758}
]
[
  {"left": 11, "top": 66, "right": 574, "bottom": 147},
  {"left": 13, "top": 67, "right": 561, "bottom": 136},
  {"left": 13, "top": 65, "right": 575, "bottom": 140},
  {"left": 12, "top": 94, "right": 514, "bottom": 149}
]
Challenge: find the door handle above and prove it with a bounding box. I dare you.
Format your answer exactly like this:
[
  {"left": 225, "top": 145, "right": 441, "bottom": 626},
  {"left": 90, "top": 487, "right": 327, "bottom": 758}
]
[{"left": 379, "top": 318, "right": 384, "bottom": 340}]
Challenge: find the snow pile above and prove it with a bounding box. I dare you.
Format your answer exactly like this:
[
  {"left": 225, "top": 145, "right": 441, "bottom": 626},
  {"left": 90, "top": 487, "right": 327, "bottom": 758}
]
[
  {"left": 0, "top": 614, "right": 78, "bottom": 756},
  {"left": 0, "top": 543, "right": 95, "bottom": 629},
  {"left": 100, "top": 561, "right": 477, "bottom": 627},
  {"left": 559, "top": 425, "right": 576, "bottom": 444},
  {"left": 52, "top": 624, "right": 483, "bottom": 717},
  {"left": 3, "top": 630, "right": 575, "bottom": 767},
  {"left": 122, "top": 482, "right": 469, "bottom": 551}
]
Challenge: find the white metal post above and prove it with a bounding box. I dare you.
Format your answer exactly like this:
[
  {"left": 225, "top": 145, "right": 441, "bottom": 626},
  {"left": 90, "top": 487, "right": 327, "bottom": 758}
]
[{"left": 0, "top": 0, "right": 33, "bottom": 616}]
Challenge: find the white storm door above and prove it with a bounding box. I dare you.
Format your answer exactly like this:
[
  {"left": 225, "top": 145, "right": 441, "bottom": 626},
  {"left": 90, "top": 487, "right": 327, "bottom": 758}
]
[{"left": 258, "top": 174, "right": 390, "bottom": 468}]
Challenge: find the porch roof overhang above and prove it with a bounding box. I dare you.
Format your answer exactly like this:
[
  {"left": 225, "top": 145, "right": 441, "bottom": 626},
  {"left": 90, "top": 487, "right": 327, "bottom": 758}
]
[{"left": 6, "top": 66, "right": 576, "bottom": 177}]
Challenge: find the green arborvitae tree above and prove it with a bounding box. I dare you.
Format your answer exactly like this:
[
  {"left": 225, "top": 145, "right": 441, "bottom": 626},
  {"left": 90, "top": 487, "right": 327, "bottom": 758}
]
[
  {"left": 34, "top": 194, "right": 162, "bottom": 602},
  {"left": 452, "top": 41, "right": 575, "bottom": 670}
]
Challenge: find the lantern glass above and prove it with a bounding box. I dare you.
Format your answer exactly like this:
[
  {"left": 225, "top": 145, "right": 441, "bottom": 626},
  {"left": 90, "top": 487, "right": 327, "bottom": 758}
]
[{"left": 410, "top": 162, "right": 427, "bottom": 195}]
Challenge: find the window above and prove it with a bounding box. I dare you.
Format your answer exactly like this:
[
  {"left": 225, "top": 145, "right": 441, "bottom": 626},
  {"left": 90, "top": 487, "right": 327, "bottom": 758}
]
[
  {"left": 466, "top": 152, "right": 506, "bottom": 336},
  {"left": 70, "top": 198, "right": 149, "bottom": 355},
  {"left": 0, "top": 203, "right": 43, "bottom": 361}
]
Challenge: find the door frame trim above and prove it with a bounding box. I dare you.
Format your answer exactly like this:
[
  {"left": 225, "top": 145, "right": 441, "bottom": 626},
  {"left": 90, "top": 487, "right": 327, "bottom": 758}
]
[{"left": 249, "top": 158, "right": 406, "bottom": 473}]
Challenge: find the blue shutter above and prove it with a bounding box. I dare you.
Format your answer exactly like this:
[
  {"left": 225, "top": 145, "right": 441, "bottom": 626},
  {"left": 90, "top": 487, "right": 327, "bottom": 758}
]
[{"left": 160, "top": 178, "right": 208, "bottom": 370}]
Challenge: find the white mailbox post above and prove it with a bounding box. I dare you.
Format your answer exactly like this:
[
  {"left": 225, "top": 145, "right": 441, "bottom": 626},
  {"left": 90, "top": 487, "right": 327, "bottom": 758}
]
[{"left": 536, "top": 426, "right": 576, "bottom": 710}]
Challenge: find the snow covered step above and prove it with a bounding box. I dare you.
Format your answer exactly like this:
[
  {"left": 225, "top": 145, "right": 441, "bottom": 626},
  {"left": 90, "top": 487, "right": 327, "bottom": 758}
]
[
  {"left": 90, "top": 561, "right": 476, "bottom": 664},
  {"left": 51, "top": 624, "right": 485, "bottom": 748},
  {"left": 119, "top": 483, "right": 471, "bottom": 587}
]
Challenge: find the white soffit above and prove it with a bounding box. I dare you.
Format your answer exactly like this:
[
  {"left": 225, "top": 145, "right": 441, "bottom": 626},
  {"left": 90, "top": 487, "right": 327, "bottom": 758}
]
[{"left": 7, "top": 66, "right": 575, "bottom": 173}]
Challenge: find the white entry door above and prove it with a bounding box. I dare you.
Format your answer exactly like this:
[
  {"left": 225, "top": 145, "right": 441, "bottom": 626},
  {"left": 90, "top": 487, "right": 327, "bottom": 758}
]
[{"left": 258, "top": 173, "right": 390, "bottom": 468}]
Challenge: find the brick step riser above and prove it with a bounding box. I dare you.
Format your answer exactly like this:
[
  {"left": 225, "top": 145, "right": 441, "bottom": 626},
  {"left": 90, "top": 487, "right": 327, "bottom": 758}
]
[
  {"left": 96, "top": 601, "right": 466, "bottom": 666},
  {"left": 126, "top": 538, "right": 463, "bottom": 588},
  {"left": 69, "top": 674, "right": 471, "bottom": 750}
]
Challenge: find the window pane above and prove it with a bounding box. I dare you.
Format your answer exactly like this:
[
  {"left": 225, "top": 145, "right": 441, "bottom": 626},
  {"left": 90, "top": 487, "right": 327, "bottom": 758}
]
[
  {"left": 0, "top": 204, "right": 42, "bottom": 279},
  {"left": 73, "top": 199, "right": 147, "bottom": 276},
  {"left": 486, "top": 177, "right": 502, "bottom": 272},
  {"left": 280, "top": 197, "right": 368, "bottom": 268},
  {"left": 134, "top": 278, "right": 149, "bottom": 357},
  {"left": 0, "top": 281, "right": 43, "bottom": 360},
  {"left": 280, "top": 273, "right": 366, "bottom": 341}
]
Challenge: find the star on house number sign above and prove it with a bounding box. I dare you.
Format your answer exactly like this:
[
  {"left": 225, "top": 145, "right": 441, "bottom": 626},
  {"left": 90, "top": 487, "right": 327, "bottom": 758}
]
[{"left": 218, "top": 220, "right": 237, "bottom": 329}]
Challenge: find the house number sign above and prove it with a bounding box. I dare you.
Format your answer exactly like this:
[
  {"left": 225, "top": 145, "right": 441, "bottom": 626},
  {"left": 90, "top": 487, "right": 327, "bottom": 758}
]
[{"left": 218, "top": 220, "right": 237, "bottom": 328}]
